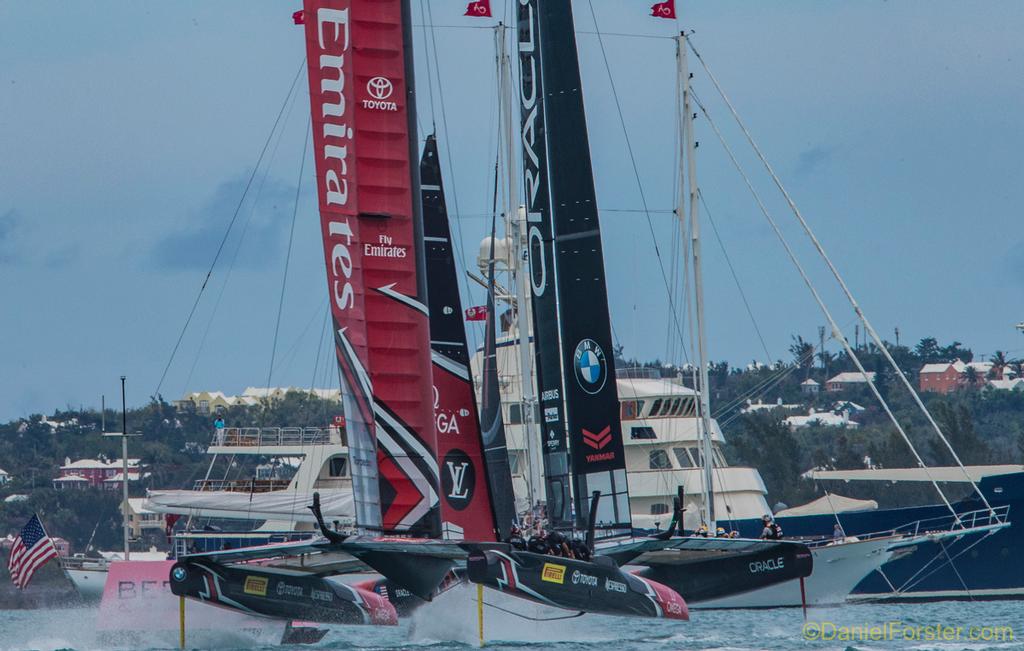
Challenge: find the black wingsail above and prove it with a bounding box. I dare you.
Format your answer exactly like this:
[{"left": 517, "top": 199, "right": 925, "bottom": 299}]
[
  {"left": 420, "top": 135, "right": 514, "bottom": 541},
  {"left": 517, "top": 0, "right": 630, "bottom": 532}
]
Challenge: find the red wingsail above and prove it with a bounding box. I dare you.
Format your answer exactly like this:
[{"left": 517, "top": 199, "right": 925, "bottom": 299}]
[{"left": 302, "top": 0, "right": 440, "bottom": 536}]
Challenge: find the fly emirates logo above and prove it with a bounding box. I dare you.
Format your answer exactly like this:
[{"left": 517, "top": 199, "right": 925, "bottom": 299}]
[{"left": 313, "top": 7, "right": 356, "bottom": 312}]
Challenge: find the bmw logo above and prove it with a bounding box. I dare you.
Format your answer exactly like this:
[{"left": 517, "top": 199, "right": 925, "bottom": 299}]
[
  {"left": 573, "top": 339, "right": 607, "bottom": 395},
  {"left": 172, "top": 566, "right": 187, "bottom": 582}
]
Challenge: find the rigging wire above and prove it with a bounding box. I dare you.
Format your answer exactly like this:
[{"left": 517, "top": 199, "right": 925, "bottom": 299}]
[
  {"left": 181, "top": 77, "right": 306, "bottom": 395},
  {"left": 264, "top": 117, "right": 311, "bottom": 391},
  {"left": 686, "top": 34, "right": 994, "bottom": 518},
  {"left": 687, "top": 86, "right": 960, "bottom": 520},
  {"left": 154, "top": 58, "right": 306, "bottom": 398},
  {"left": 698, "top": 190, "right": 773, "bottom": 362},
  {"left": 247, "top": 118, "right": 312, "bottom": 510},
  {"left": 584, "top": 0, "right": 691, "bottom": 360}
]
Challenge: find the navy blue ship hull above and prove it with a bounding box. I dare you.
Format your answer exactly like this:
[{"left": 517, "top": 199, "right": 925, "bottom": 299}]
[{"left": 723, "top": 472, "right": 1024, "bottom": 600}]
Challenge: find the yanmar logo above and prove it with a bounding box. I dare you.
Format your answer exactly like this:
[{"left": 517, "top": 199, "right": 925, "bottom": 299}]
[
  {"left": 583, "top": 427, "right": 614, "bottom": 462},
  {"left": 243, "top": 575, "right": 268, "bottom": 596},
  {"left": 541, "top": 563, "right": 566, "bottom": 584},
  {"left": 582, "top": 426, "right": 611, "bottom": 450}
]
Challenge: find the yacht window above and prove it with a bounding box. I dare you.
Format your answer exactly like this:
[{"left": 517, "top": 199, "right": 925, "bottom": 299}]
[
  {"left": 673, "top": 448, "right": 694, "bottom": 468},
  {"left": 659, "top": 399, "right": 673, "bottom": 416},
  {"left": 713, "top": 448, "right": 728, "bottom": 468},
  {"left": 649, "top": 449, "right": 672, "bottom": 470},
  {"left": 636, "top": 400, "right": 645, "bottom": 416},
  {"left": 508, "top": 404, "right": 522, "bottom": 425},
  {"left": 681, "top": 397, "right": 695, "bottom": 416},
  {"left": 508, "top": 451, "right": 521, "bottom": 474},
  {"left": 650, "top": 503, "right": 670, "bottom": 515},
  {"left": 669, "top": 398, "right": 682, "bottom": 415},
  {"left": 630, "top": 426, "right": 657, "bottom": 440},
  {"left": 329, "top": 457, "right": 348, "bottom": 477},
  {"left": 688, "top": 447, "right": 703, "bottom": 467},
  {"left": 649, "top": 399, "right": 662, "bottom": 417},
  {"left": 621, "top": 400, "right": 638, "bottom": 421}
]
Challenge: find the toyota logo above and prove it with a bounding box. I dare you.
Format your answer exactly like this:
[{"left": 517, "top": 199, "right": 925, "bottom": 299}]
[{"left": 366, "top": 77, "right": 394, "bottom": 101}]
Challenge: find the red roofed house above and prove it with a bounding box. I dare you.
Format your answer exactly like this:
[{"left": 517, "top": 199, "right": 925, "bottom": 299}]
[{"left": 919, "top": 361, "right": 995, "bottom": 394}]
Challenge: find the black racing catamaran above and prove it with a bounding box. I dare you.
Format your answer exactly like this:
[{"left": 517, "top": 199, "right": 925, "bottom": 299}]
[{"left": 462, "top": 0, "right": 817, "bottom": 609}]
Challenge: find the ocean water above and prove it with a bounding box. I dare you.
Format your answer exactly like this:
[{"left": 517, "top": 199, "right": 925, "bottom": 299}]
[{"left": 2, "top": 595, "right": 1022, "bottom": 651}]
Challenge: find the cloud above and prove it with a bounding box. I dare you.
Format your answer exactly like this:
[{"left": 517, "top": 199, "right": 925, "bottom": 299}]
[
  {"left": 150, "top": 173, "right": 298, "bottom": 271},
  {"left": 795, "top": 144, "right": 840, "bottom": 176}
]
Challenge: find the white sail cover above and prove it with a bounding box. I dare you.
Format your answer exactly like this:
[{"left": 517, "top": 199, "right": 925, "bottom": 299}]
[
  {"left": 144, "top": 489, "right": 353, "bottom": 523},
  {"left": 773, "top": 493, "right": 878, "bottom": 518}
]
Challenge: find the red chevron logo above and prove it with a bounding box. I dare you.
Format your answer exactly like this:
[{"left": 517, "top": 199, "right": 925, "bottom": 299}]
[{"left": 582, "top": 426, "right": 612, "bottom": 450}]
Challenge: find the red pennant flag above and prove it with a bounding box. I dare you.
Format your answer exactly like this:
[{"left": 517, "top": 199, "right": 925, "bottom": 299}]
[
  {"left": 650, "top": 0, "right": 676, "bottom": 19},
  {"left": 292, "top": 9, "right": 305, "bottom": 25},
  {"left": 465, "top": 306, "right": 488, "bottom": 321},
  {"left": 465, "top": 0, "right": 492, "bottom": 18}
]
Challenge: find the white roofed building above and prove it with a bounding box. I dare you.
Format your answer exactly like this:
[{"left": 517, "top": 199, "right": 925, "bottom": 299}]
[
  {"left": 174, "top": 387, "right": 341, "bottom": 413},
  {"left": 785, "top": 409, "right": 859, "bottom": 430},
  {"left": 825, "top": 372, "right": 876, "bottom": 392}
]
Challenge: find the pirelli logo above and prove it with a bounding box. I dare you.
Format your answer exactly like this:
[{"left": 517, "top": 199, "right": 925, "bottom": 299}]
[
  {"left": 243, "top": 575, "right": 268, "bottom": 596},
  {"left": 541, "top": 563, "right": 566, "bottom": 584}
]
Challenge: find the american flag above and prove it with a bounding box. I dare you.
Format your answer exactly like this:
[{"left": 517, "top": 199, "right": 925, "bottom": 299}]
[{"left": 7, "top": 514, "right": 58, "bottom": 589}]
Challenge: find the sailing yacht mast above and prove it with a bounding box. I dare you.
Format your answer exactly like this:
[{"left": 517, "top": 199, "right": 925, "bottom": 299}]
[
  {"left": 495, "top": 22, "right": 540, "bottom": 513},
  {"left": 678, "top": 33, "right": 716, "bottom": 530}
]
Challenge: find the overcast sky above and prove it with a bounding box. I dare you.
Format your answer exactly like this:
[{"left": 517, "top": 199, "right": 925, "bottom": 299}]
[{"left": 1, "top": 1, "right": 1022, "bottom": 420}]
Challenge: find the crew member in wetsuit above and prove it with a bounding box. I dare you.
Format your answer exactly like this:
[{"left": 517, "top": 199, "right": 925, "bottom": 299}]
[
  {"left": 760, "top": 515, "right": 783, "bottom": 540},
  {"left": 508, "top": 525, "right": 527, "bottom": 550},
  {"left": 527, "top": 530, "right": 549, "bottom": 554},
  {"left": 570, "top": 538, "right": 591, "bottom": 562},
  {"left": 545, "top": 529, "right": 572, "bottom": 558}
]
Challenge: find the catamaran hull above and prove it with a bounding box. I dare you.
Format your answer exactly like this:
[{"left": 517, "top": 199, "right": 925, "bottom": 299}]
[
  {"left": 169, "top": 561, "right": 397, "bottom": 625},
  {"left": 690, "top": 537, "right": 893, "bottom": 608},
  {"left": 467, "top": 550, "right": 688, "bottom": 620},
  {"left": 629, "top": 539, "right": 813, "bottom": 604}
]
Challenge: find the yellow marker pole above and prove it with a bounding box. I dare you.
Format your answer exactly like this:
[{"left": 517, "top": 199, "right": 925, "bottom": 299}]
[
  {"left": 179, "top": 595, "right": 186, "bottom": 649},
  {"left": 476, "top": 583, "right": 484, "bottom": 647}
]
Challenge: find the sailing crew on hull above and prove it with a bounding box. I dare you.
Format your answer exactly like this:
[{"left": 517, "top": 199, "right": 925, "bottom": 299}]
[
  {"left": 760, "top": 515, "right": 783, "bottom": 540},
  {"left": 508, "top": 525, "right": 527, "bottom": 550}
]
